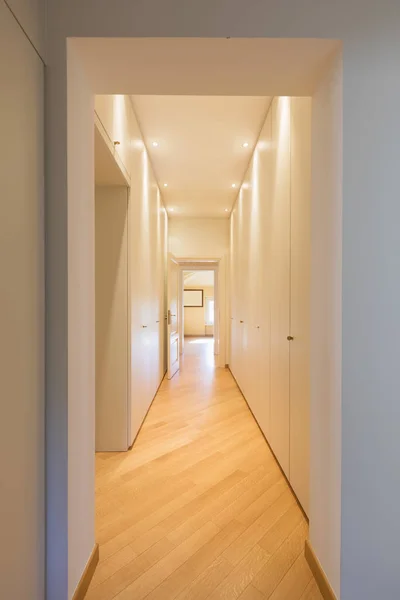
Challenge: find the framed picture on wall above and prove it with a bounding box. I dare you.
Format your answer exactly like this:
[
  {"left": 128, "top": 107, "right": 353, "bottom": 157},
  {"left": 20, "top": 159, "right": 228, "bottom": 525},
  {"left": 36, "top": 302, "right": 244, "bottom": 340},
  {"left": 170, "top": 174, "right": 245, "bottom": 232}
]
[{"left": 184, "top": 289, "right": 204, "bottom": 307}]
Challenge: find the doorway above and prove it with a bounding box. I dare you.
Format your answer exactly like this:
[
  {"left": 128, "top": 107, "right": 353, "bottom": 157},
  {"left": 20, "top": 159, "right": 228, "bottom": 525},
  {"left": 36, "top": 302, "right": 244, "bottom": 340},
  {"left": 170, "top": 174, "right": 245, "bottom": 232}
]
[
  {"left": 182, "top": 269, "right": 216, "bottom": 368},
  {"left": 52, "top": 37, "right": 344, "bottom": 600},
  {"left": 176, "top": 262, "right": 220, "bottom": 362}
]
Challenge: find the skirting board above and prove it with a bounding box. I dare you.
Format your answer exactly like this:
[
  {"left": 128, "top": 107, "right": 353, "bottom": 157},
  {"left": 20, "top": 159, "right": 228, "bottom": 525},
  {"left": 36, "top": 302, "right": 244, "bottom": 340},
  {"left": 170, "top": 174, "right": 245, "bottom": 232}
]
[
  {"left": 305, "top": 540, "right": 337, "bottom": 600},
  {"left": 72, "top": 543, "right": 99, "bottom": 600}
]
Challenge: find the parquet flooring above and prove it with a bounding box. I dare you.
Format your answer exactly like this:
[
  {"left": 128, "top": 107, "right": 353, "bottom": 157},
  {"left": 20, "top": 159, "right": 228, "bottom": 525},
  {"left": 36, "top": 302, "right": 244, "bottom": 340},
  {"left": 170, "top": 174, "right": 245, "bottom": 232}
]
[{"left": 87, "top": 337, "right": 322, "bottom": 600}]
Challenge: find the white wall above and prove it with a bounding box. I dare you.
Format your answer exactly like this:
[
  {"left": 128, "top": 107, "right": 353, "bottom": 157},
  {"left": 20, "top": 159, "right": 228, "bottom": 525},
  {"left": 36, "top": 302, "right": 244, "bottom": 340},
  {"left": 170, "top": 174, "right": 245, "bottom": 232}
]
[
  {"left": 95, "top": 186, "right": 129, "bottom": 451},
  {"left": 169, "top": 217, "right": 229, "bottom": 258},
  {"left": 45, "top": 2, "right": 400, "bottom": 598},
  {"left": 0, "top": 1, "right": 45, "bottom": 598},
  {"left": 340, "top": 23, "right": 400, "bottom": 599},
  {"left": 310, "top": 50, "right": 343, "bottom": 597},
  {"left": 67, "top": 43, "right": 96, "bottom": 599},
  {"left": 169, "top": 218, "right": 229, "bottom": 366},
  {"left": 184, "top": 286, "right": 214, "bottom": 335}
]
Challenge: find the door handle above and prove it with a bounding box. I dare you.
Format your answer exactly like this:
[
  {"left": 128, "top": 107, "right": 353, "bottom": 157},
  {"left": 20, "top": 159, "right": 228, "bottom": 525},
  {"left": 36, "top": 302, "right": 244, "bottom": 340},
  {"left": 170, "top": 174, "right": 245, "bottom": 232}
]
[
  {"left": 142, "top": 325, "right": 148, "bottom": 328},
  {"left": 167, "top": 310, "right": 171, "bottom": 325},
  {"left": 240, "top": 320, "right": 244, "bottom": 324},
  {"left": 287, "top": 335, "right": 294, "bottom": 341},
  {"left": 156, "top": 320, "right": 160, "bottom": 323}
]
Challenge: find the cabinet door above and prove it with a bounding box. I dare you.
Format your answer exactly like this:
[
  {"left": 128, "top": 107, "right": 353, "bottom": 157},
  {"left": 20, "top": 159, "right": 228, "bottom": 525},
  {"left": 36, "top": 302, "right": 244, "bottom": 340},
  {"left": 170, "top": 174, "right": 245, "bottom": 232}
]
[
  {"left": 270, "top": 98, "right": 291, "bottom": 476},
  {"left": 289, "top": 98, "right": 311, "bottom": 514},
  {"left": 253, "top": 108, "right": 273, "bottom": 439}
]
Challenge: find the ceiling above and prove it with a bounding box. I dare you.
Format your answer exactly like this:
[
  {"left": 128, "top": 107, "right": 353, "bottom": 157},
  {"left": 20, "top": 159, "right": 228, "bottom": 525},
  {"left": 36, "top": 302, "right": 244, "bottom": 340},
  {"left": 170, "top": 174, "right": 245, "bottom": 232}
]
[
  {"left": 132, "top": 95, "right": 271, "bottom": 218},
  {"left": 184, "top": 270, "right": 215, "bottom": 287}
]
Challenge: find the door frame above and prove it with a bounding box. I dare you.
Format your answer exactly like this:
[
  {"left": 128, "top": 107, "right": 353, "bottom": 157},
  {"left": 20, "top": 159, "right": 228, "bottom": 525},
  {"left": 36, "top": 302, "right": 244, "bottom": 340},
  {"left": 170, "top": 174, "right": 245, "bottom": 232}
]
[{"left": 176, "top": 258, "right": 220, "bottom": 362}]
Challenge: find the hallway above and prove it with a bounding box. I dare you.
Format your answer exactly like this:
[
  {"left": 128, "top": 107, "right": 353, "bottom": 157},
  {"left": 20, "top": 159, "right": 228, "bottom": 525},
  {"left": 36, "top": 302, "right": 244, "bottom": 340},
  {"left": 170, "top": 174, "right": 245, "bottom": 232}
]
[{"left": 88, "top": 339, "right": 321, "bottom": 600}]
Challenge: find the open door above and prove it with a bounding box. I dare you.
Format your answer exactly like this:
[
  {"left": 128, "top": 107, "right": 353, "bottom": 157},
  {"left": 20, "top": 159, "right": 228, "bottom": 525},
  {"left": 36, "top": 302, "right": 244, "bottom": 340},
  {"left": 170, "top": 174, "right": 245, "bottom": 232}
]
[{"left": 167, "top": 253, "right": 180, "bottom": 379}]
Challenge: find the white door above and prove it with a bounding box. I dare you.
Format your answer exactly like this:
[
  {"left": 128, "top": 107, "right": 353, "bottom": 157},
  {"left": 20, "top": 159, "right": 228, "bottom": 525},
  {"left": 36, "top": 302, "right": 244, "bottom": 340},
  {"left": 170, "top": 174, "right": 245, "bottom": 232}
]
[{"left": 167, "top": 253, "right": 180, "bottom": 379}]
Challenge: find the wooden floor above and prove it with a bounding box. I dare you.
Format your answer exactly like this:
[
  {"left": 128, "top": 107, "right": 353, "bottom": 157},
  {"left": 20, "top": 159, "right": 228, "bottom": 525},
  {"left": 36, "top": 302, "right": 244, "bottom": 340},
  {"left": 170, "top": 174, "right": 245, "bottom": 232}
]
[{"left": 87, "top": 337, "right": 322, "bottom": 600}]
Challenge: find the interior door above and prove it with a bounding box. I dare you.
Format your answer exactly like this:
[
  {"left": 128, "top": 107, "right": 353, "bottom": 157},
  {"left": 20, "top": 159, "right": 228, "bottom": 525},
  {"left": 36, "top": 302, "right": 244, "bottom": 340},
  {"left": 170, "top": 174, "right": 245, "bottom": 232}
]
[{"left": 167, "top": 253, "right": 180, "bottom": 379}]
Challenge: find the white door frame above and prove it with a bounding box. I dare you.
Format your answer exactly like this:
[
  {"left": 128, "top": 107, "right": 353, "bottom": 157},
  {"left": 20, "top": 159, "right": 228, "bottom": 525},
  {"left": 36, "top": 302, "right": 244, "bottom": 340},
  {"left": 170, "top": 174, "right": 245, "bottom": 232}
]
[{"left": 177, "top": 258, "right": 220, "bottom": 360}]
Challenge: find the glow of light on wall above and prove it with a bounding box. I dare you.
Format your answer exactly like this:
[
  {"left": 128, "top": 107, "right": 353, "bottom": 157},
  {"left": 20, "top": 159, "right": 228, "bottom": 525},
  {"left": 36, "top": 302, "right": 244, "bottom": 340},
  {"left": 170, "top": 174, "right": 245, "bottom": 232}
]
[
  {"left": 113, "top": 95, "right": 125, "bottom": 149},
  {"left": 238, "top": 188, "right": 244, "bottom": 221},
  {"left": 141, "top": 148, "right": 151, "bottom": 328},
  {"left": 257, "top": 140, "right": 272, "bottom": 151},
  {"left": 252, "top": 148, "right": 260, "bottom": 212},
  {"left": 131, "top": 138, "right": 144, "bottom": 150},
  {"left": 156, "top": 188, "right": 161, "bottom": 240},
  {"left": 279, "top": 97, "right": 291, "bottom": 144}
]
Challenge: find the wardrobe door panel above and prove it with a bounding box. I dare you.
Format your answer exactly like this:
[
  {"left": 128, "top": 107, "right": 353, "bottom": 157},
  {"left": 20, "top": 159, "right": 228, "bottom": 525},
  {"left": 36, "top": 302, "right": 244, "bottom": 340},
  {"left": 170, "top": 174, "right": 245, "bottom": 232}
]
[
  {"left": 255, "top": 108, "right": 273, "bottom": 440},
  {"left": 270, "top": 98, "right": 291, "bottom": 476},
  {"left": 289, "top": 98, "right": 312, "bottom": 514}
]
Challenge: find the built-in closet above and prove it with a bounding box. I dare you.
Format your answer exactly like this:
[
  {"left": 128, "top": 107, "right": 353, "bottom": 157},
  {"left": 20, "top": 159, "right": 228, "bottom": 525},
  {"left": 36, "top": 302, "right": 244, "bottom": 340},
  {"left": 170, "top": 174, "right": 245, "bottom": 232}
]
[
  {"left": 230, "top": 97, "right": 311, "bottom": 514},
  {"left": 94, "top": 97, "right": 168, "bottom": 452}
]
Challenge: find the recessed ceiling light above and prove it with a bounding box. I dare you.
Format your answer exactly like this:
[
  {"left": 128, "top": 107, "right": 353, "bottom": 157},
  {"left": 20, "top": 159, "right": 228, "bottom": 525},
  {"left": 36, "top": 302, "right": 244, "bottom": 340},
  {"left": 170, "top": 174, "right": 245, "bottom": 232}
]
[
  {"left": 152, "top": 141, "right": 159, "bottom": 147},
  {"left": 225, "top": 208, "right": 229, "bottom": 212},
  {"left": 242, "top": 142, "right": 249, "bottom": 148},
  {"left": 163, "top": 183, "right": 168, "bottom": 187},
  {"left": 169, "top": 207, "right": 174, "bottom": 211},
  {"left": 232, "top": 183, "right": 236, "bottom": 188}
]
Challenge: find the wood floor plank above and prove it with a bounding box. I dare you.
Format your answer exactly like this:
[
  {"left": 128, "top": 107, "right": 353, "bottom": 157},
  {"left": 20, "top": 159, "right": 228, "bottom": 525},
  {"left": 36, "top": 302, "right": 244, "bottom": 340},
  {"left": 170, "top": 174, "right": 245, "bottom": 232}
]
[
  {"left": 223, "top": 489, "right": 295, "bottom": 566},
  {"left": 92, "top": 338, "right": 320, "bottom": 600},
  {"left": 238, "top": 584, "right": 267, "bottom": 599},
  {"left": 113, "top": 522, "right": 219, "bottom": 600},
  {"left": 146, "top": 520, "right": 245, "bottom": 600},
  {"left": 268, "top": 553, "right": 313, "bottom": 600},
  {"left": 299, "top": 579, "right": 324, "bottom": 599},
  {"left": 253, "top": 522, "right": 309, "bottom": 597},
  {"left": 207, "top": 544, "right": 270, "bottom": 600},
  {"left": 174, "top": 556, "right": 234, "bottom": 600},
  {"left": 89, "top": 546, "right": 137, "bottom": 589}
]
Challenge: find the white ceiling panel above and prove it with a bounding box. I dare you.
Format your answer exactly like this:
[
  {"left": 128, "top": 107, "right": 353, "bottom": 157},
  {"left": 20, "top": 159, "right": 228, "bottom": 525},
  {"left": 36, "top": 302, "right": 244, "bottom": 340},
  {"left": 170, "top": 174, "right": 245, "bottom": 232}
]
[{"left": 132, "top": 95, "right": 271, "bottom": 217}]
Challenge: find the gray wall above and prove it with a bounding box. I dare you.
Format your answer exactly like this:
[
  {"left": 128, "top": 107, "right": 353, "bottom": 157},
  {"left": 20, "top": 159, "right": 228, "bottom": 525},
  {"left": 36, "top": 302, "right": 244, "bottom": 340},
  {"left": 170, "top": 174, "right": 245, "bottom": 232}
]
[{"left": 0, "top": 0, "right": 45, "bottom": 597}]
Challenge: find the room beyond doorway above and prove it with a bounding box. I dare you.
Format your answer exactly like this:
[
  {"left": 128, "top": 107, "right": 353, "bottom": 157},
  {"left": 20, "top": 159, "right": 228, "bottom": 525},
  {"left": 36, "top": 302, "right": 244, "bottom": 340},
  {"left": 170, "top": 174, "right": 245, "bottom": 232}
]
[
  {"left": 183, "top": 270, "right": 215, "bottom": 341},
  {"left": 177, "top": 262, "right": 221, "bottom": 362}
]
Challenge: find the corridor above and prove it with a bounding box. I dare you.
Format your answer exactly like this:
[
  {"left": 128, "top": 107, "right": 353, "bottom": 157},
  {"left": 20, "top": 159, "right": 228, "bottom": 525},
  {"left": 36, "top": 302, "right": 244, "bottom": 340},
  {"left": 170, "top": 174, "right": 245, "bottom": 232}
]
[{"left": 88, "top": 339, "right": 321, "bottom": 600}]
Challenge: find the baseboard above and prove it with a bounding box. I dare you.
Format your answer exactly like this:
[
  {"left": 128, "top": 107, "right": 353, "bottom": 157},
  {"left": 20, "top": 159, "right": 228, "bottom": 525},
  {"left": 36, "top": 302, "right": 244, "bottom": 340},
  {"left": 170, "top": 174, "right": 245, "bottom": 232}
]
[
  {"left": 305, "top": 540, "right": 337, "bottom": 600},
  {"left": 72, "top": 543, "right": 99, "bottom": 600}
]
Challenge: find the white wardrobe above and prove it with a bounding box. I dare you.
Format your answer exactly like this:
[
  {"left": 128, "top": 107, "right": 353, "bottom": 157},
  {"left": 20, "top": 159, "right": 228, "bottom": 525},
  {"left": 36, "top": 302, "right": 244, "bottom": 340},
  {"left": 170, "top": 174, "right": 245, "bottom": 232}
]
[
  {"left": 94, "top": 96, "right": 168, "bottom": 452},
  {"left": 230, "top": 97, "right": 311, "bottom": 514}
]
